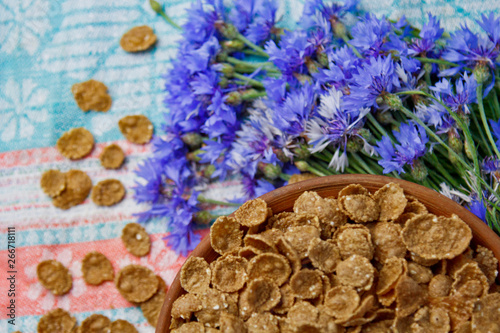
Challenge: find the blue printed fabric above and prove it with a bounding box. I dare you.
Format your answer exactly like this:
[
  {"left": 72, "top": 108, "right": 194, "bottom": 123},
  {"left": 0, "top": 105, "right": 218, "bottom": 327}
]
[{"left": 0, "top": 0, "right": 499, "bottom": 153}]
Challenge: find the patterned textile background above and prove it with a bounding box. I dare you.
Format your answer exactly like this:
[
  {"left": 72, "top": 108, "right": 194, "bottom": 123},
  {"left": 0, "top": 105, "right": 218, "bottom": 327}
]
[{"left": 0, "top": 0, "right": 499, "bottom": 332}]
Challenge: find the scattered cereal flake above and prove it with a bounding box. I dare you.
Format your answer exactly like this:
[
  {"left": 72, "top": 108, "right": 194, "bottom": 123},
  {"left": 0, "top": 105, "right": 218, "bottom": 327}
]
[
  {"left": 37, "top": 308, "right": 76, "bottom": 333},
  {"left": 81, "top": 251, "right": 114, "bottom": 285},
  {"left": 234, "top": 198, "right": 268, "bottom": 227},
  {"left": 71, "top": 79, "right": 112, "bottom": 112},
  {"left": 284, "top": 225, "right": 320, "bottom": 259},
  {"left": 395, "top": 275, "right": 426, "bottom": 317},
  {"left": 275, "top": 236, "right": 302, "bottom": 273},
  {"left": 338, "top": 184, "right": 370, "bottom": 198},
  {"left": 244, "top": 234, "right": 277, "bottom": 253},
  {"left": 40, "top": 169, "right": 66, "bottom": 197},
  {"left": 118, "top": 115, "right": 154, "bottom": 144},
  {"left": 288, "top": 173, "right": 318, "bottom": 184},
  {"left": 195, "top": 289, "right": 233, "bottom": 327},
  {"left": 246, "top": 312, "right": 279, "bottom": 333},
  {"left": 268, "top": 212, "right": 321, "bottom": 233},
  {"left": 37, "top": 260, "right": 72, "bottom": 295},
  {"left": 180, "top": 257, "right": 211, "bottom": 294},
  {"left": 287, "top": 300, "right": 319, "bottom": 324},
  {"left": 394, "top": 212, "right": 417, "bottom": 225},
  {"left": 378, "top": 289, "right": 397, "bottom": 307},
  {"left": 211, "top": 216, "right": 243, "bottom": 255},
  {"left": 316, "top": 310, "right": 345, "bottom": 333},
  {"left": 120, "top": 26, "right": 157, "bottom": 52},
  {"left": 289, "top": 269, "right": 323, "bottom": 299},
  {"left": 339, "top": 194, "right": 380, "bottom": 223},
  {"left": 52, "top": 169, "right": 92, "bottom": 210},
  {"left": 273, "top": 283, "right": 295, "bottom": 315},
  {"left": 362, "top": 319, "right": 394, "bottom": 333},
  {"left": 402, "top": 214, "right": 472, "bottom": 260},
  {"left": 368, "top": 221, "right": 406, "bottom": 263},
  {"left": 115, "top": 264, "right": 158, "bottom": 303},
  {"left": 431, "top": 290, "right": 477, "bottom": 330},
  {"left": 57, "top": 127, "right": 94, "bottom": 160},
  {"left": 393, "top": 316, "right": 414, "bottom": 333},
  {"left": 307, "top": 237, "right": 341, "bottom": 273},
  {"left": 373, "top": 183, "right": 407, "bottom": 221},
  {"left": 140, "top": 275, "right": 167, "bottom": 327},
  {"left": 240, "top": 277, "right": 281, "bottom": 313},
  {"left": 294, "top": 191, "right": 347, "bottom": 228},
  {"left": 455, "top": 321, "right": 473, "bottom": 333},
  {"left": 81, "top": 314, "right": 111, "bottom": 333},
  {"left": 471, "top": 293, "right": 500, "bottom": 333},
  {"left": 336, "top": 224, "right": 374, "bottom": 260},
  {"left": 100, "top": 144, "right": 125, "bottom": 169},
  {"left": 91, "top": 179, "right": 125, "bottom": 206},
  {"left": 212, "top": 255, "right": 248, "bottom": 293},
  {"left": 220, "top": 312, "right": 246, "bottom": 333},
  {"left": 321, "top": 198, "right": 348, "bottom": 239},
  {"left": 447, "top": 253, "right": 476, "bottom": 277},
  {"left": 324, "top": 285, "right": 360, "bottom": 319},
  {"left": 238, "top": 246, "right": 262, "bottom": 260},
  {"left": 376, "top": 257, "right": 407, "bottom": 295},
  {"left": 171, "top": 293, "right": 202, "bottom": 319},
  {"left": 248, "top": 253, "right": 291, "bottom": 286},
  {"left": 171, "top": 322, "right": 205, "bottom": 333},
  {"left": 110, "top": 319, "right": 138, "bottom": 333},
  {"left": 121, "top": 223, "right": 151, "bottom": 257},
  {"left": 407, "top": 262, "right": 433, "bottom": 284},
  {"left": 474, "top": 245, "right": 499, "bottom": 285},
  {"left": 404, "top": 200, "right": 428, "bottom": 215},
  {"left": 336, "top": 255, "right": 375, "bottom": 291},
  {"left": 451, "top": 262, "right": 489, "bottom": 297}
]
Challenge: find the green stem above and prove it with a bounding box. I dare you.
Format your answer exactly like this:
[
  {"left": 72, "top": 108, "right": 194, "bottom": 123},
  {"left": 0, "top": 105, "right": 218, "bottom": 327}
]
[
  {"left": 226, "top": 57, "right": 274, "bottom": 69},
  {"left": 425, "top": 154, "right": 462, "bottom": 188},
  {"left": 149, "top": 0, "right": 182, "bottom": 30},
  {"left": 242, "top": 49, "right": 268, "bottom": 57},
  {"left": 241, "top": 90, "right": 267, "bottom": 101},
  {"left": 198, "top": 195, "right": 241, "bottom": 207},
  {"left": 477, "top": 84, "right": 500, "bottom": 159},
  {"left": 470, "top": 106, "right": 494, "bottom": 156},
  {"left": 280, "top": 173, "right": 291, "bottom": 181},
  {"left": 235, "top": 34, "right": 269, "bottom": 58},
  {"left": 414, "top": 57, "right": 473, "bottom": 72},
  {"left": 233, "top": 73, "right": 265, "bottom": 89},
  {"left": 490, "top": 89, "right": 500, "bottom": 120},
  {"left": 366, "top": 113, "right": 391, "bottom": 138},
  {"left": 309, "top": 159, "right": 335, "bottom": 176},
  {"left": 351, "top": 153, "right": 376, "bottom": 174},
  {"left": 340, "top": 35, "right": 362, "bottom": 58}
]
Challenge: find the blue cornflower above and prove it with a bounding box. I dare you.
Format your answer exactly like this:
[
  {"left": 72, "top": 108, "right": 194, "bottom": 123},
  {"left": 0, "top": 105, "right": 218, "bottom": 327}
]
[
  {"left": 410, "top": 14, "right": 444, "bottom": 54},
  {"left": 467, "top": 197, "right": 487, "bottom": 223},
  {"left": 301, "top": 0, "right": 357, "bottom": 31},
  {"left": 442, "top": 23, "right": 499, "bottom": 80},
  {"left": 414, "top": 97, "right": 448, "bottom": 130},
  {"left": 229, "top": 0, "right": 257, "bottom": 32},
  {"left": 245, "top": 0, "right": 279, "bottom": 44},
  {"left": 265, "top": 30, "right": 314, "bottom": 81},
  {"left": 263, "top": 77, "right": 287, "bottom": 104},
  {"left": 241, "top": 175, "right": 276, "bottom": 199},
  {"left": 375, "top": 122, "right": 429, "bottom": 174},
  {"left": 489, "top": 119, "right": 500, "bottom": 149},
  {"left": 306, "top": 87, "right": 371, "bottom": 171},
  {"left": 483, "top": 156, "right": 500, "bottom": 174},
  {"left": 345, "top": 56, "right": 399, "bottom": 110},
  {"left": 164, "top": 226, "right": 201, "bottom": 257},
  {"left": 430, "top": 73, "right": 477, "bottom": 114},
  {"left": 133, "top": 158, "right": 164, "bottom": 203},
  {"left": 477, "top": 12, "right": 500, "bottom": 47},
  {"left": 350, "top": 14, "right": 391, "bottom": 56},
  {"left": 182, "top": 0, "right": 222, "bottom": 45},
  {"left": 273, "top": 83, "right": 316, "bottom": 136},
  {"left": 312, "top": 46, "right": 360, "bottom": 93}
]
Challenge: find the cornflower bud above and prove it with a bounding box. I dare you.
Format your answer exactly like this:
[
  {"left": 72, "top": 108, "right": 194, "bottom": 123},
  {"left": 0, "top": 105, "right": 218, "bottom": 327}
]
[
  {"left": 410, "top": 159, "right": 428, "bottom": 181},
  {"left": 357, "top": 128, "right": 372, "bottom": 141},
  {"left": 376, "top": 111, "right": 395, "bottom": 125},
  {"left": 293, "top": 144, "right": 311, "bottom": 160},
  {"left": 215, "top": 22, "right": 238, "bottom": 40},
  {"left": 295, "top": 161, "right": 310, "bottom": 172},
  {"left": 193, "top": 211, "right": 214, "bottom": 225},
  {"left": 346, "top": 136, "right": 363, "bottom": 153},
  {"left": 226, "top": 91, "right": 242, "bottom": 106},
  {"left": 423, "top": 62, "right": 433, "bottom": 75},
  {"left": 187, "top": 150, "right": 202, "bottom": 162},
  {"left": 332, "top": 21, "right": 347, "bottom": 39},
  {"left": 464, "top": 139, "right": 474, "bottom": 160},
  {"left": 203, "top": 164, "right": 216, "bottom": 178},
  {"left": 216, "top": 51, "right": 228, "bottom": 62},
  {"left": 383, "top": 93, "right": 403, "bottom": 110},
  {"left": 473, "top": 63, "right": 490, "bottom": 84},
  {"left": 221, "top": 64, "right": 234, "bottom": 78},
  {"left": 182, "top": 133, "right": 203, "bottom": 150},
  {"left": 274, "top": 148, "right": 290, "bottom": 163},
  {"left": 149, "top": 0, "right": 162, "bottom": 14},
  {"left": 317, "top": 52, "right": 329, "bottom": 68},
  {"left": 258, "top": 162, "right": 282, "bottom": 180},
  {"left": 448, "top": 131, "right": 463, "bottom": 153},
  {"left": 219, "top": 77, "right": 229, "bottom": 88},
  {"left": 222, "top": 40, "right": 245, "bottom": 51}
]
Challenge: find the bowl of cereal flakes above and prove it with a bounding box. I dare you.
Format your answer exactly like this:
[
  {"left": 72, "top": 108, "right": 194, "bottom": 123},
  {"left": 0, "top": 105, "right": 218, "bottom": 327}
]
[{"left": 156, "top": 174, "right": 500, "bottom": 333}]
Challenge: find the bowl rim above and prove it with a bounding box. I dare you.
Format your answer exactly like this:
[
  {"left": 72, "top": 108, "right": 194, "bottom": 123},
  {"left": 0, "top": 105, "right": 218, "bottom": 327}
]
[{"left": 156, "top": 174, "right": 500, "bottom": 333}]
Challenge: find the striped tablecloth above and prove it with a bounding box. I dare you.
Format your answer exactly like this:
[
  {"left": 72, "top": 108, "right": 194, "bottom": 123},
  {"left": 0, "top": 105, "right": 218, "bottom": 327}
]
[{"left": 1, "top": 0, "right": 498, "bottom": 331}]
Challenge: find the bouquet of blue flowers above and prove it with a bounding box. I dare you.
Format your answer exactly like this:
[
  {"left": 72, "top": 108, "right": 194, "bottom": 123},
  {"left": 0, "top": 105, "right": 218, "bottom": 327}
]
[{"left": 136, "top": 0, "right": 500, "bottom": 255}]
